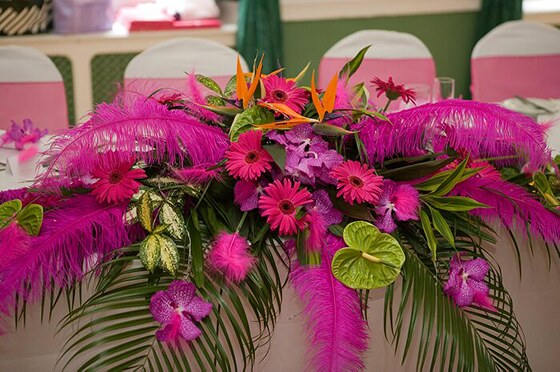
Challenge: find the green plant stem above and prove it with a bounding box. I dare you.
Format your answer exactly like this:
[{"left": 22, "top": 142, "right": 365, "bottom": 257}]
[{"left": 235, "top": 212, "right": 248, "bottom": 233}]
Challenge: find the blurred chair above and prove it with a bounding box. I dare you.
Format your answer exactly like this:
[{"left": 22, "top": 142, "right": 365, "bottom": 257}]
[
  {"left": 471, "top": 20, "right": 560, "bottom": 102},
  {"left": 124, "top": 38, "right": 248, "bottom": 96},
  {"left": 0, "top": 46, "right": 68, "bottom": 132},
  {"left": 319, "top": 30, "right": 436, "bottom": 106}
]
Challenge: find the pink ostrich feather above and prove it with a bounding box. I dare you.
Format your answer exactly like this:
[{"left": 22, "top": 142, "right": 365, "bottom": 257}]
[
  {"left": 359, "top": 100, "right": 551, "bottom": 170},
  {"left": 207, "top": 232, "right": 255, "bottom": 283},
  {"left": 451, "top": 176, "right": 560, "bottom": 244},
  {"left": 0, "top": 188, "right": 28, "bottom": 204},
  {"left": 0, "top": 195, "right": 134, "bottom": 314},
  {"left": 290, "top": 233, "right": 369, "bottom": 371},
  {"left": 183, "top": 73, "right": 222, "bottom": 123},
  {"left": 0, "top": 223, "right": 30, "bottom": 272},
  {"left": 36, "top": 97, "right": 228, "bottom": 189}
]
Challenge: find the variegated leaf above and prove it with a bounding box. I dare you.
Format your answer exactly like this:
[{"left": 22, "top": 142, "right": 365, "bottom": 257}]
[
  {"left": 139, "top": 234, "right": 160, "bottom": 272},
  {"left": 157, "top": 234, "right": 180, "bottom": 276},
  {"left": 159, "top": 203, "right": 187, "bottom": 241}
]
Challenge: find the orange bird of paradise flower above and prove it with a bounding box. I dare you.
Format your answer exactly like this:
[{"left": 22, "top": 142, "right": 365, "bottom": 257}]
[
  {"left": 236, "top": 55, "right": 263, "bottom": 109},
  {"left": 256, "top": 101, "right": 318, "bottom": 130},
  {"left": 310, "top": 70, "right": 338, "bottom": 122}
]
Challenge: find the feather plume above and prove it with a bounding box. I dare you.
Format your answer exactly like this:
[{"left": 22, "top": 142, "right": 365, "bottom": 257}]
[
  {"left": 451, "top": 176, "right": 560, "bottom": 243},
  {"left": 359, "top": 100, "right": 551, "bottom": 170},
  {"left": 306, "top": 211, "right": 326, "bottom": 252},
  {"left": 290, "top": 233, "right": 369, "bottom": 371},
  {"left": 184, "top": 73, "right": 222, "bottom": 123},
  {"left": 37, "top": 97, "right": 228, "bottom": 188},
  {"left": 0, "top": 195, "right": 133, "bottom": 314},
  {"left": 207, "top": 232, "right": 255, "bottom": 283},
  {"left": 0, "top": 223, "right": 30, "bottom": 272},
  {"left": 0, "top": 188, "right": 28, "bottom": 204}
]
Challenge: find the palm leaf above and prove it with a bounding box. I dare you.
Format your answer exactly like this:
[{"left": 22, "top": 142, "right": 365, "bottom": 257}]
[
  {"left": 383, "top": 219, "right": 531, "bottom": 371},
  {"left": 57, "top": 235, "right": 286, "bottom": 371}
]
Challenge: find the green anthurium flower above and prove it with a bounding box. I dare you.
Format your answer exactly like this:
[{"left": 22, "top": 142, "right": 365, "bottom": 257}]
[{"left": 331, "top": 221, "right": 405, "bottom": 289}]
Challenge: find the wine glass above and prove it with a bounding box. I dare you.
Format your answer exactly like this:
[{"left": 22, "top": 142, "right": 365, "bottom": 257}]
[
  {"left": 396, "top": 84, "right": 431, "bottom": 111},
  {"left": 432, "top": 77, "right": 455, "bottom": 102}
]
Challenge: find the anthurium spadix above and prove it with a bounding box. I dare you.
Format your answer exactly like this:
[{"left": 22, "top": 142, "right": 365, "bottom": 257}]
[{"left": 331, "top": 221, "right": 405, "bottom": 289}]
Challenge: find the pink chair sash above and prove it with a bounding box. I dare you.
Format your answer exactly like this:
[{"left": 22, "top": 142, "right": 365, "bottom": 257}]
[
  {"left": 319, "top": 57, "right": 436, "bottom": 107},
  {"left": 123, "top": 76, "right": 232, "bottom": 97},
  {"left": 0, "top": 82, "right": 68, "bottom": 132},
  {"left": 471, "top": 55, "right": 560, "bottom": 102}
]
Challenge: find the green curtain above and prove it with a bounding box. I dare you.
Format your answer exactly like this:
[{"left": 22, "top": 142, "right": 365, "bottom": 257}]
[
  {"left": 236, "top": 0, "right": 283, "bottom": 73},
  {"left": 477, "top": 0, "right": 523, "bottom": 39}
]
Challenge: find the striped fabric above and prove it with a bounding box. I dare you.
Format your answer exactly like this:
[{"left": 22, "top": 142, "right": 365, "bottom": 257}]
[{"left": 0, "top": 0, "right": 52, "bottom": 36}]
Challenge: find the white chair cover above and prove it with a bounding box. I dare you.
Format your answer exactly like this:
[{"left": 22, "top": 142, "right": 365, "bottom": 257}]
[
  {"left": 0, "top": 45, "right": 68, "bottom": 131},
  {"left": 124, "top": 37, "right": 248, "bottom": 94},
  {"left": 471, "top": 20, "right": 560, "bottom": 102},
  {"left": 319, "top": 30, "right": 436, "bottom": 107}
]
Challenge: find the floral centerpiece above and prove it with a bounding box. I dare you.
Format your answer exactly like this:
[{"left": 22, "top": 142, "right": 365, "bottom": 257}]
[{"left": 0, "top": 49, "right": 558, "bottom": 371}]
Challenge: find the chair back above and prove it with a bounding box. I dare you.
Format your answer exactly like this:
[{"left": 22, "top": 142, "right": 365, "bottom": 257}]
[
  {"left": 124, "top": 38, "right": 248, "bottom": 96},
  {"left": 471, "top": 20, "right": 560, "bottom": 102},
  {"left": 0, "top": 46, "right": 68, "bottom": 132},
  {"left": 319, "top": 30, "right": 436, "bottom": 107}
]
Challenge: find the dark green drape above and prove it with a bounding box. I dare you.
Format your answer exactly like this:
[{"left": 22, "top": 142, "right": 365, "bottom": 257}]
[
  {"left": 477, "top": 0, "right": 523, "bottom": 39},
  {"left": 236, "top": 0, "right": 283, "bottom": 73}
]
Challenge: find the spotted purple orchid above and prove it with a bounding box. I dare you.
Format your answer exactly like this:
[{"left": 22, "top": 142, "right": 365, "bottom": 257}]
[
  {"left": 268, "top": 124, "right": 343, "bottom": 186},
  {"left": 0, "top": 119, "right": 47, "bottom": 150},
  {"left": 374, "top": 180, "right": 420, "bottom": 233},
  {"left": 149, "top": 281, "right": 212, "bottom": 342},
  {"left": 443, "top": 254, "right": 496, "bottom": 311}
]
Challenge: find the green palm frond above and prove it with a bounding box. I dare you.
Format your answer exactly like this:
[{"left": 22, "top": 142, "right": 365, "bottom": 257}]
[
  {"left": 383, "top": 218, "right": 531, "bottom": 372},
  {"left": 56, "top": 235, "right": 286, "bottom": 371}
]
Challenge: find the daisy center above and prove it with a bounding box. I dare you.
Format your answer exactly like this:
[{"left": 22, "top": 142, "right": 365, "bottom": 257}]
[
  {"left": 245, "top": 150, "right": 260, "bottom": 164},
  {"left": 278, "top": 199, "right": 295, "bottom": 215},
  {"left": 272, "top": 90, "right": 288, "bottom": 102},
  {"left": 109, "top": 170, "right": 125, "bottom": 184},
  {"left": 348, "top": 176, "right": 364, "bottom": 188}
]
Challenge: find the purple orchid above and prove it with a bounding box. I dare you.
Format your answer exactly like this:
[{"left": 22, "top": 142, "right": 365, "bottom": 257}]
[
  {"left": 268, "top": 124, "right": 343, "bottom": 186},
  {"left": 0, "top": 119, "right": 47, "bottom": 150},
  {"left": 149, "top": 281, "right": 212, "bottom": 342},
  {"left": 234, "top": 179, "right": 268, "bottom": 211},
  {"left": 374, "top": 180, "right": 420, "bottom": 233},
  {"left": 443, "top": 254, "right": 496, "bottom": 311}
]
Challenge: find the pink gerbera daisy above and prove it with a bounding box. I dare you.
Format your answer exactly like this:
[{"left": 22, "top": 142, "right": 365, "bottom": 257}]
[
  {"left": 91, "top": 153, "right": 146, "bottom": 204},
  {"left": 262, "top": 75, "right": 310, "bottom": 114},
  {"left": 330, "top": 160, "right": 384, "bottom": 205},
  {"left": 258, "top": 179, "right": 313, "bottom": 236},
  {"left": 371, "top": 76, "right": 416, "bottom": 104},
  {"left": 225, "top": 130, "right": 273, "bottom": 181}
]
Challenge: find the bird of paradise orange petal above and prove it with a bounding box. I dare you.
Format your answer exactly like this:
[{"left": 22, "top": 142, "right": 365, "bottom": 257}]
[
  {"left": 256, "top": 101, "right": 318, "bottom": 130},
  {"left": 236, "top": 55, "right": 264, "bottom": 109},
  {"left": 310, "top": 70, "right": 338, "bottom": 122}
]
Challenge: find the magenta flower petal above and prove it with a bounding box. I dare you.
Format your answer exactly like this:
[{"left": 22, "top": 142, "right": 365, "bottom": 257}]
[
  {"left": 331, "top": 160, "right": 384, "bottom": 206},
  {"left": 149, "top": 281, "right": 212, "bottom": 343},
  {"left": 262, "top": 75, "right": 309, "bottom": 114},
  {"left": 149, "top": 291, "right": 175, "bottom": 324},
  {"left": 259, "top": 179, "right": 313, "bottom": 236},
  {"left": 179, "top": 318, "right": 203, "bottom": 341},
  {"left": 234, "top": 180, "right": 261, "bottom": 211},
  {"left": 225, "top": 130, "right": 273, "bottom": 181},
  {"left": 444, "top": 254, "right": 495, "bottom": 311}
]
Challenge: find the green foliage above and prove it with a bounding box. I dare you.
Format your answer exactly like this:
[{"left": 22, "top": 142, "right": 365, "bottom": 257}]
[
  {"left": 339, "top": 45, "right": 371, "bottom": 81},
  {"left": 0, "top": 199, "right": 43, "bottom": 236},
  {"left": 332, "top": 221, "right": 405, "bottom": 289},
  {"left": 383, "top": 212, "right": 531, "bottom": 371},
  {"left": 58, "top": 220, "right": 287, "bottom": 371},
  {"left": 312, "top": 123, "right": 355, "bottom": 137},
  {"left": 229, "top": 106, "right": 274, "bottom": 141}
]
